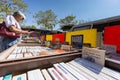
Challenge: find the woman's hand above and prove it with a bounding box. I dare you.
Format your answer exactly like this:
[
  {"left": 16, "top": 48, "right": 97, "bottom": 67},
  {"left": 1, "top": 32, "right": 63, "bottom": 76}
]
[{"left": 21, "top": 30, "right": 30, "bottom": 35}]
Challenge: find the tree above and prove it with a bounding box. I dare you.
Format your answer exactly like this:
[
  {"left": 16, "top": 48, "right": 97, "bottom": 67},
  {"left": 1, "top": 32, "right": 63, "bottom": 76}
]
[
  {"left": 34, "top": 10, "right": 58, "bottom": 30},
  {"left": 0, "top": 0, "right": 27, "bottom": 17},
  {"left": 0, "top": 18, "right": 3, "bottom": 23},
  {"left": 26, "top": 25, "right": 36, "bottom": 29},
  {"left": 59, "top": 15, "right": 77, "bottom": 26}
]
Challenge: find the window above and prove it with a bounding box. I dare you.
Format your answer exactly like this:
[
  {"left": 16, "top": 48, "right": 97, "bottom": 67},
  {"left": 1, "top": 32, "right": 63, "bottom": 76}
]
[{"left": 71, "top": 35, "right": 83, "bottom": 49}]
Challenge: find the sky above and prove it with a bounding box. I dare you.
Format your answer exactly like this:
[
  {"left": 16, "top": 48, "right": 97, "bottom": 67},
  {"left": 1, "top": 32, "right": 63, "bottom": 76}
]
[{"left": 24, "top": 0, "right": 120, "bottom": 30}]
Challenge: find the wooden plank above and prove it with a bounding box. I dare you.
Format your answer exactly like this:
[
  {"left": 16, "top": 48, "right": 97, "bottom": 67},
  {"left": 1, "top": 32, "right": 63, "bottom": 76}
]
[
  {"left": 0, "top": 52, "right": 81, "bottom": 76},
  {"left": 0, "top": 44, "right": 17, "bottom": 61},
  {"left": 105, "top": 58, "right": 120, "bottom": 72}
]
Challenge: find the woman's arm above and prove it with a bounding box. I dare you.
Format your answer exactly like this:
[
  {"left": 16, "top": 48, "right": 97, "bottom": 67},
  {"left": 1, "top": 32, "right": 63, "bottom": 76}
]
[{"left": 8, "top": 25, "right": 30, "bottom": 34}]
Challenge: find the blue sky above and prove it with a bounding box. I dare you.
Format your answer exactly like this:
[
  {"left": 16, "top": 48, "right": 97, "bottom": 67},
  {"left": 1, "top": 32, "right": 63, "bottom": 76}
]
[{"left": 24, "top": 0, "right": 120, "bottom": 29}]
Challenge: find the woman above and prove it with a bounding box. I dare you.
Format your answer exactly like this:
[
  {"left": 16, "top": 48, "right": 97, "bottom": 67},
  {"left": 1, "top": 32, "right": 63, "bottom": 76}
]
[{"left": 1, "top": 11, "right": 30, "bottom": 51}]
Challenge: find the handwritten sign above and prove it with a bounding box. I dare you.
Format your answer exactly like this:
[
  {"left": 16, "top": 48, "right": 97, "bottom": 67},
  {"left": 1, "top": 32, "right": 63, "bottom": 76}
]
[{"left": 82, "top": 47, "right": 105, "bottom": 66}]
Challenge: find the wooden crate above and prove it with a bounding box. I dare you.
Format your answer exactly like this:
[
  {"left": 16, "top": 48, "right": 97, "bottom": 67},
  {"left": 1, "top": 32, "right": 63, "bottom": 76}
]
[
  {"left": 0, "top": 42, "right": 120, "bottom": 78},
  {"left": 0, "top": 42, "right": 82, "bottom": 76}
]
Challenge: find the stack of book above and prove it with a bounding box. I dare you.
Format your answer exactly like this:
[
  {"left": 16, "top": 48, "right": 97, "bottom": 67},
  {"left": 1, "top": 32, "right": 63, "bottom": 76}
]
[{"left": 1, "top": 57, "right": 119, "bottom": 80}]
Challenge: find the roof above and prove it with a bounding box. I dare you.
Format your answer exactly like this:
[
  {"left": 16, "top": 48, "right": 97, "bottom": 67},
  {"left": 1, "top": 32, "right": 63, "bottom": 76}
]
[
  {"left": 61, "top": 24, "right": 74, "bottom": 31},
  {"left": 22, "top": 28, "right": 62, "bottom": 34},
  {"left": 70, "top": 15, "right": 120, "bottom": 31}
]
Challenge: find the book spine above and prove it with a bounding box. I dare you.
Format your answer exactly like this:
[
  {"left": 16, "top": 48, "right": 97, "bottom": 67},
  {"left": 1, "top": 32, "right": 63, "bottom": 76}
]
[
  {"left": 53, "top": 63, "right": 77, "bottom": 80},
  {"left": 48, "top": 67, "right": 64, "bottom": 80},
  {"left": 41, "top": 69, "right": 52, "bottom": 80}
]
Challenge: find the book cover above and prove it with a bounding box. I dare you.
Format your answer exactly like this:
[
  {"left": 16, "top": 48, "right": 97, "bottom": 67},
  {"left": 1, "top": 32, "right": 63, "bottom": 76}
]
[
  {"left": 3, "top": 74, "right": 12, "bottom": 80},
  {"left": 27, "top": 69, "right": 45, "bottom": 80},
  {"left": 12, "top": 73, "right": 26, "bottom": 80},
  {"left": 0, "top": 77, "right": 3, "bottom": 80}
]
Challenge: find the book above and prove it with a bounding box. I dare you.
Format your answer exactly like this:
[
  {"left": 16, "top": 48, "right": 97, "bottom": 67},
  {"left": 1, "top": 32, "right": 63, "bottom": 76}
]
[
  {"left": 24, "top": 53, "right": 33, "bottom": 57},
  {"left": 74, "top": 58, "right": 118, "bottom": 80},
  {"left": 27, "top": 69, "right": 45, "bottom": 80},
  {"left": 40, "top": 51, "right": 49, "bottom": 55},
  {"left": 66, "top": 63, "right": 96, "bottom": 80},
  {"left": 32, "top": 52, "right": 39, "bottom": 56},
  {"left": 67, "top": 62, "right": 114, "bottom": 80},
  {"left": 99, "top": 72, "right": 116, "bottom": 80},
  {"left": 68, "top": 61, "right": 102, "bottom": 80},
  {"left": 61, "top": 45, "right": 72, "bottom": 51},
  {"left": 74, "top": 58, "right": 120, "bottom": 80},
  {"left": 74, "top": 58, "right": 103, "bottom": 74},
  {"left": 101, "top": 44, "right": 116, "bottom": 54},
  {"left": 17, "top": 48, "right": 22, "bottom": 53},
  {"left": 53, "top": 63, "right": 77, "bottom": 80},
  {"left": 15, "top": 54, "right": 23, "bottom": 59},
  {"left": 12, "top": 73, "right": 26, "bottom": 80},
  {"left": 59, "top": 62, "right": 89, "bottom": 80},
  {"left": 41, "top": 69, "right": 52, "bottom": 80},
  {"left": 53, "top": 49, "right": 65, "bottom": 53},
  {"left": 48, "top": 67, "right": 64, "bottom": 80},
  {"left": 101, "top": 67, "right": 120, "bottom": 80},
  {"left": 3, "top": 74, "right": 12, "bottom": 80},
  {"left": 7, "top": 54, "right": 16, "bottom": 60},
  {"left": 0, "top": 77, "right": 3, "bottom": 80}
]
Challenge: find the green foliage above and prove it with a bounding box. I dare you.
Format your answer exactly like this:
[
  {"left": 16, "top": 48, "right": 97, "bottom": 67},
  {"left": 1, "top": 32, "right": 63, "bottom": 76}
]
[
  {"left": 59, "top": 16, "right": 88, "bottom": 31},
  {"left": 59, "top": 15, "right": 77, "bottom": 26},
  {"left": 26, "top": 25, "right": 36, "bottom": 29},
  {"left": 0, "top": 0, "right": 27, "bottom": 17},
  {"left": 0, "top": 18, "right": 3, "bottom": 23},
  {"left": 34, "top": 10, "right": 58, "bottom": 30}
]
